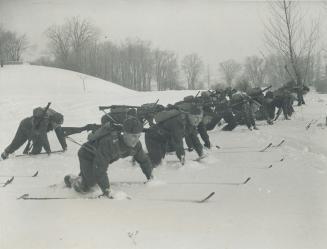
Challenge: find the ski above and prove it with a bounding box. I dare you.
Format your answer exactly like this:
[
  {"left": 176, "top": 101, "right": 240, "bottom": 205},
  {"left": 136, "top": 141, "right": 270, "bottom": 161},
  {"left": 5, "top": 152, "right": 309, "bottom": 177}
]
[
  {"left": 305, "top": 119, "right": 317, "bottom": 130},
  {"left": 0, "top": 171, "right": 38, "bottom": 178},
  {"left": 214, "top": 143, "right": 272, "bottom": 153},
  {"left": 15, "top": 150, "right": 64, "bottom": 158},
  {"left": 169, "top": 177, "right": 251, "bottom": 186},
  {"left": 114, "top": 177, "right": 251, "bottom": 186},
  {"left": 17, "top": 193, "right": 132, "bottom": 200},
  {"left": 1, "top": 176, "right": 14, "bottom": 187},
  {"left": 17, "top": 192, "right": 213, "bottom": 203},
  {"left": 195, "top": 192, "right": 215, "bottom": 203},
  {"left": 273, "top": 139, "right": 285, "bottom": 148},
  {"left": 259, "top": 143, "right": 272, "bottom": 152}
]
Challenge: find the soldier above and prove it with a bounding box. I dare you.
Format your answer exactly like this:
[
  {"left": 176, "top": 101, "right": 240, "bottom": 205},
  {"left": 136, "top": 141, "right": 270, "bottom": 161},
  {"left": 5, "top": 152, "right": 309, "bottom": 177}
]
[
  {"left": 144, "top": 107, "right": 186, "bottom": 167},
  {"left": 230, "top": 92, "right": 258, "bottom": 130},
  {"left": 64, "top": 117, "right": 153, "bottom": 198},
  {"left": 1, "top": 106, "right": 66, "bottom": 159},
  {"left": 183, "top": 104, "right": 205, "bottom": 157},
  {"left": 268, "top": 87, "right": 294, "bottom": 121},
  {"left": 206, "top": 89, "right": 237, "bottom": 131},
  {"left": 247, "top": 86, "right": 273, "bottom": 125}
]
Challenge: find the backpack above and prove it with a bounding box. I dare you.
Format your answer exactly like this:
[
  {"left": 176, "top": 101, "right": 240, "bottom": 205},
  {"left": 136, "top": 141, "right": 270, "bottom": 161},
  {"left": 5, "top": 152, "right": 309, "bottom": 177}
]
[
  {"left": 246, "top": 87, "right": 262, "bottom": 97},
  {"left": 87, "top": 122, "right": 121, "bottom": 142},
  {"left": 154, "top": 109, "right": 181, "bottom": 124},
  {"left": 33, "top": 107, "right": 63, "bottom": 125},
  {"left": 47, "top": 108, "right": 64, "bottom": 125},
  {"left": 175, "top": 102, "right": 193, "bottom": 112},
  {"left": 183, "top": 95, "right": 194, "bottom": 102}
]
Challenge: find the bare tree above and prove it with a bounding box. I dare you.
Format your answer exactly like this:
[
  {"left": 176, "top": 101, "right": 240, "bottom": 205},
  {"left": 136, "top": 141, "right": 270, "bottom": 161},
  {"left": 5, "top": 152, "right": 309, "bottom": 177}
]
[
  {"left": 67, "top": 17, "right": 99, "bottom": 71},
  {"left": 264, "top": 54, "right": 289, "bottom": 88},
  {"left": 154, "top": 49, "right": 179, "bottom": 90},
  {"left": 219, "top": 59, "right": 241, "bottom": 87},
  {"left": 243, "top": 56, "right": 267, "bottom": 87},
  {"left": 181, "top": 53, "right": 203, "bottom": 90},
  {"left": 0, "top": 27, "right": 28, "bottom": 63},
  {"left": 45, "top": 24, "right": 71, "bottom": 67},
  {"left": 264, "top": 1, "right": 320, "bottom": 92}
]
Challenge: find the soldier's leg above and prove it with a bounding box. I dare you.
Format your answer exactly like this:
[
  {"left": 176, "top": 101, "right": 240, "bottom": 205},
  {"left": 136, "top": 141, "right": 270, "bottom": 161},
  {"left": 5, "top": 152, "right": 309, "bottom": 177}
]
[
  {"left": 188, "top": 132, "right": 203, "bottom": 157},
  {"left": 222, "top": 111, "right": 237, "bottom": 131},
  {"left": 77, "top": 147, "right": 97, "bottom": 191},
  {"left": 184, "top": 134, "right": 194, "bottom": 151},
  {"left": 198, "top": 122, "right": 210, "bottom": 148},
  {"left": 206, "top": 115, "right": 222, "bottom": 131},
  {"left": 4, "top": 123, "right": 29, "bottom": 154},
  {"left": 145, "top": 131, "right": 164, "bottom": 167},
  {"left": 30, "top": 143, "right": 42, "bottom": 154}
]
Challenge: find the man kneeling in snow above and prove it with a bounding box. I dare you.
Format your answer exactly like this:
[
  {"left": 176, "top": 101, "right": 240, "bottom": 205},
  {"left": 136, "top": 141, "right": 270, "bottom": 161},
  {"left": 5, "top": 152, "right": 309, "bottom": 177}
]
[
  {"left": 1, "top": 106, "right": 66, "bottom": 159},
  {"left": 65, "top": 117, "right": 153, "bottom": 198}
]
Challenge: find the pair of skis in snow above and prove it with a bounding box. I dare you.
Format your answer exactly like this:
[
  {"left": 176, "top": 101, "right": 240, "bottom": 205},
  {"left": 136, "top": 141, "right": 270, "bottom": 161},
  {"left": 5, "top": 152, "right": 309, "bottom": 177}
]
[
  {"left": 16, "top": 177, "right": 252, "bottom": 202},
  {"left": 0, "top": 171, "right": 39, "bottom": 187},
  {"left": 17, "top": 192, "right": 216, "bottom": 203}
]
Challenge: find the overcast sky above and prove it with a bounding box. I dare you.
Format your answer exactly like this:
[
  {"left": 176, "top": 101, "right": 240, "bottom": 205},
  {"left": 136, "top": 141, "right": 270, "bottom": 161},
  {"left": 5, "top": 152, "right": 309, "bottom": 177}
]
[{"left": 0, "top": 0, "right": 324, "bottom": 72}]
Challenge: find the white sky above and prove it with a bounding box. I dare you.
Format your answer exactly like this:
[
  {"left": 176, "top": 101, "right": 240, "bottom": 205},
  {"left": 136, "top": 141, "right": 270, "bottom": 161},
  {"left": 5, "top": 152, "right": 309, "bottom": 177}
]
[{"left": 0, "top": 0, "right": 324, "bottom": 71}]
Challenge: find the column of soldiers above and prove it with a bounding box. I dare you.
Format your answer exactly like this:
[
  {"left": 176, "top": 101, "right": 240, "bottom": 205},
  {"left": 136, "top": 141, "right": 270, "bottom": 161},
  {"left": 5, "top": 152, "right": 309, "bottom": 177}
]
[{"left": 0, "top": 82, "right": 309, "bottom": 198}]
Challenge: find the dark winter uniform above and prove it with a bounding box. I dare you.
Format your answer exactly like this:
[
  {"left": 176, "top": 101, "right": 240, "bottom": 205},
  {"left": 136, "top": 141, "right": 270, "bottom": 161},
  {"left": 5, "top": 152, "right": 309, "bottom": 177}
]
[
  {"left": 145, "top": 110, "right": 186, "bottom": 166},
  {"left": 268, "top": 88, "right": 294, "bottom": 121},
  {"left": 183, "top": 106, "right": 204, "bottom": 156},
  {"left": 206, "top": 93, "right": 236, "bottom": 131},
  {"left": 66, "top": 118, "right": 153, "bottom": 196},
  {"left": 2, "top": 107, "right": 66, "bottom": 158},
  {"left": 230, "top": 92, "right": 257, "bottom": 130},
  {"left": 247, "top": 87, "right": 273, "bottom": 125},
  {"left": 78, "top": 133, "right": 152, "bottom": 193},
  {"left": 196, "top": 93, "right": 213, "bottom": 148}
]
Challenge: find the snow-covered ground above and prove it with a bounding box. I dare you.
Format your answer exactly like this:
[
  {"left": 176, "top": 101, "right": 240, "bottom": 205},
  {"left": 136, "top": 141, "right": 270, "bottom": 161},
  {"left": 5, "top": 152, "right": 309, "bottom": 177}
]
[{"left": 0, "top": 65, "right": 326, "bottom": 249}]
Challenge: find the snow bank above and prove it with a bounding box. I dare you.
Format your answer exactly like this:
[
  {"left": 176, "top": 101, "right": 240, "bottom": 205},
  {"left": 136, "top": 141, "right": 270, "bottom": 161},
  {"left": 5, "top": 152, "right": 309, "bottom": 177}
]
[{"left": 0, "top": 65, "right": 326, "bottom": 249}]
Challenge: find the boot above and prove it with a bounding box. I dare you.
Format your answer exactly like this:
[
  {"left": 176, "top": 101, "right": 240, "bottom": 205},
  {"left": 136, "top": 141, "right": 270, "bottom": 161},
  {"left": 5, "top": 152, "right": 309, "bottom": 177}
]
[
  {"left": 64, "top": 174, "right": 75, "bottom": 188},
  {"left": 72, "top": 176, "right": 88, "bottom": 193},
  {"left": 1, "top": 151, "right": 9, "bottom": 160}
]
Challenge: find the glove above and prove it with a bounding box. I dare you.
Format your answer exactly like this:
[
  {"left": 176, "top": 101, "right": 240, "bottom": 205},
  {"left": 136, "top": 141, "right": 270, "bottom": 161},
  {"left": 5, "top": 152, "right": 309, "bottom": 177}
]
[{"left": 98, "top": 188, "right": 113, "bottom": 199}]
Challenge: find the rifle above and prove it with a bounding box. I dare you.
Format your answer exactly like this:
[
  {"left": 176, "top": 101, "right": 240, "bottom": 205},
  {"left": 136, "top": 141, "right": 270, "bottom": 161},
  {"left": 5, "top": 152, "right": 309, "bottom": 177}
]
[
  {"left": 261, "top": 85, "right": 272, "bottom": 93},
  {"left": 99, "top": 105, "right": 140, "bottom": 111},
  {"left": 23, "top": 102, "right": 51, "bottom": 154}
]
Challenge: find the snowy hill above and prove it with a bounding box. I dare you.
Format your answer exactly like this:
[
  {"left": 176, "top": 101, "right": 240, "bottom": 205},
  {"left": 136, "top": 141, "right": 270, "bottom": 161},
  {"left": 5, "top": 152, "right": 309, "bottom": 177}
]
[{"left": 0, "top": 65, "right": 327, "bottom": 249}]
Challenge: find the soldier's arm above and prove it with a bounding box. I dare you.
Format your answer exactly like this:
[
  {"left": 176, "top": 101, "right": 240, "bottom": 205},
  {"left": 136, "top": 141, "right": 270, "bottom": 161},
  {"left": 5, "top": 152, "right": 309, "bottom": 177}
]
[
  {"left": 36, "top": 118, "right": 51, "bottom": 153},
  {"left": 54, "top": 126, "right": 67, "bottom": 150},
  {"left": 92, "top": 137, "right": 113, "bottom": 193},
  {"left": 133, "top": 142, "right": 153, "bottom": 180},
  {"left": 169, "top": 120, "right": 185, "bottom": 161}
]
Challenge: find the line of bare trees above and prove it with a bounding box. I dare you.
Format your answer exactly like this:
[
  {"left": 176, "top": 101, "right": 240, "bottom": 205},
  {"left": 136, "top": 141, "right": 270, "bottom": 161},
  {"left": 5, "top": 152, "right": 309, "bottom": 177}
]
[
  {"left": 216, "top": 1, "right": 323, "bottom": 93},
  {"left": 34, "top": 17, "right": 207, "bottom": 91},
  {"left": 0, "top": 26, "right": 28, "bottom": 66},
  {"left": 2, "top": 1, "right": 326, "bottom": 93}
]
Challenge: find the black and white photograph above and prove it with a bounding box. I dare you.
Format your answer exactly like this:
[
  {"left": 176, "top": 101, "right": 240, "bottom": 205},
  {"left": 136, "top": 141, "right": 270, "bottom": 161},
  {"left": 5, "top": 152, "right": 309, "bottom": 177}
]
[{"left": 0, "top": 0, "right": 326, "bottom": 248}]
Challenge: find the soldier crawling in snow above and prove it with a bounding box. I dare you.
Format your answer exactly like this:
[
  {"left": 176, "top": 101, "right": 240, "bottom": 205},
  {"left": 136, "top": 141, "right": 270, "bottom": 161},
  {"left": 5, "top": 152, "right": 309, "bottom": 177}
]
[
  {"left": 64, "top": 117, "right": 153, "bottom": 198},
  {"left": 1, "top": 105, "right": 67, "bottom": 160}
]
